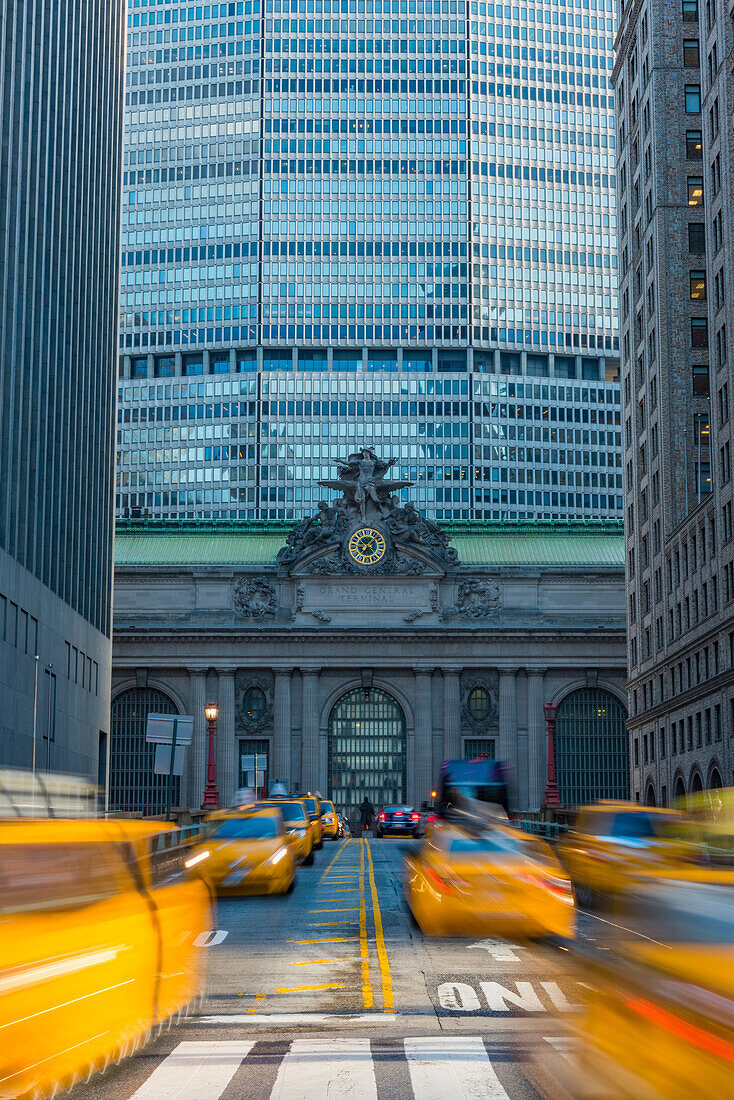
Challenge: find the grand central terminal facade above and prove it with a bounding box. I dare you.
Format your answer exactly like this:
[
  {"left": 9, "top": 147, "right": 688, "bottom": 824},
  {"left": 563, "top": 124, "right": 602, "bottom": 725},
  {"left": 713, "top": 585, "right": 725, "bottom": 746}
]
[{"left": 110, "top": 450, "right": 628, "bottom": 818}]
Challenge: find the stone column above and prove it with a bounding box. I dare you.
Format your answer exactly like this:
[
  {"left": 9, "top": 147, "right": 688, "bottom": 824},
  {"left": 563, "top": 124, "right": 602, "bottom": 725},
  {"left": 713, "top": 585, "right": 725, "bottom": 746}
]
[
  {"left": 442, "top": 666, "right": 462, "bottom": 760},
  {"left": 300, "top": 666, "right": 320, "bottom": 795},
  {"left": 498, "top": 666, "right": 518, "bottom": 763},
  {"left": 187, "top": 669, "right": 207, "bottom": 809},
  {"left": 217, "top": 668, "right": 237, "bottom": 806},
  {"left": 414, "top": 667, "right": 434, "bottom": 804},
  {"left": 526, "top": 667, "right": 547, "bottom": 811},
  {"left": 272, "top": 668, "right": 293, "bottom": 786}
]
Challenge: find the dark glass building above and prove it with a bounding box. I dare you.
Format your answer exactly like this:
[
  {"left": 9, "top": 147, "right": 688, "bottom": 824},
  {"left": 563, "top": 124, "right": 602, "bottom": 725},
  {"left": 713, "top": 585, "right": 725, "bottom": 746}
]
[{"left": 0, "top": 0, "right": 124, "bottom": 777}]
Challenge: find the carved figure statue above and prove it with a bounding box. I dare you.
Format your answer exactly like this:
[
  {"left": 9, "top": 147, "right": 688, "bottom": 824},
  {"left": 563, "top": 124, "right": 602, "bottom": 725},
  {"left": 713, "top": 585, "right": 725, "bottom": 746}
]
[{"left": 319, "top": 446, "right": 410, "bottom": 521}]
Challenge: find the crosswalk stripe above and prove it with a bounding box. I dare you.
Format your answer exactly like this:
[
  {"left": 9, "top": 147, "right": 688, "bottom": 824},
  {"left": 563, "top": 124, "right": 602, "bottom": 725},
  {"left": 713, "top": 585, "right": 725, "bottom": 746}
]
[
  {"left": 270, "top": 1038, "right": 377, "bottom": 1099},
  {"left": 404, "top": 1037, "right": 510, "bottom": 1100},
  {"left": 128, "top": 1040, "right": 254, "bottom": 1099}
]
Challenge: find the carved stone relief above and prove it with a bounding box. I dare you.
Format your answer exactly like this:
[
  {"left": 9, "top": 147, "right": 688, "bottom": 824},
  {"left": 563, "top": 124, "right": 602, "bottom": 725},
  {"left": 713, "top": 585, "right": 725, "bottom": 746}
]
[
  {"left": 455, "top": 579, "right": 502, "bottom": 619},
  {"left": 233, "top": 577, "right": 279, "bottom": 620},
  {"left": 460, "top": 670, "right": 500, "bottom": 732},
  {"left": 234, "top": 671, "right": 274, "bottom": 733}
]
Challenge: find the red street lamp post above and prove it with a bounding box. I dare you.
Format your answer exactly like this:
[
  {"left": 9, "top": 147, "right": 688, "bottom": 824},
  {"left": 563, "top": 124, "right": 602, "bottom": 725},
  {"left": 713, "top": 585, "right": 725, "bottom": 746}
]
[
  {"left": 542, "top": 700, "right": 561, "bottom": 807},
  {"left": 202, "top": 702, "right": 221, "bottom": 809}
]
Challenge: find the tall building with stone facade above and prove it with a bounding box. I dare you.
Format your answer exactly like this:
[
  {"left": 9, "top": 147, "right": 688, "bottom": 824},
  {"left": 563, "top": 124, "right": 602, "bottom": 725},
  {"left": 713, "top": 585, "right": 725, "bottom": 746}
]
[
  {"left": 110, "top": 451, "right": 627, "bottom": 816},
  {"left": 118, "top": 0, "right": 621, "bottom": 524},
  {"left": 613, "top": 0, "right": 734, "bottom": 804},
  {"left": 0, "top": 1, "right": 124, "bottom": 776}
]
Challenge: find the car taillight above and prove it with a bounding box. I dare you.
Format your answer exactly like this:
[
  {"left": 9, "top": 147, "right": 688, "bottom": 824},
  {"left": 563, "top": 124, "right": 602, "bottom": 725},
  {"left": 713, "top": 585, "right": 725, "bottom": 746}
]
[
  {"left": 427, "top": 815, "right": 436, "bottom": 822},
  {"left": 378, "top": 813, "right": 385, "bottom": 820},
  {"left": 411, "top": 813, "right": 419, "bottom": 821},
  {"left": 425, "top": 864, "right": 457, "bottom": 896}
]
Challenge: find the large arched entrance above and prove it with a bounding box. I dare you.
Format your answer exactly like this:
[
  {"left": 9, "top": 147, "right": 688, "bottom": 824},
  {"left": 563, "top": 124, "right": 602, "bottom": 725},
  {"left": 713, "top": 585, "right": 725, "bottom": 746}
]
[
  {"left": 555, "top": 689, "right": 628, "bottom": 805},
  {"left": 328, "top": 688, "right": 406, "bottom": 818},
  {"left": 111, "top": 688, "right": 180, "bottom": 815}
]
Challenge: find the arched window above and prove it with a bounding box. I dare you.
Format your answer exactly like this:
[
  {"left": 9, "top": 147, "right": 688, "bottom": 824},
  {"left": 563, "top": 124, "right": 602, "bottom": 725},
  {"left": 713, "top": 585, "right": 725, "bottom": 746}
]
[
  {"left": 555, "top": 689, "right": 628, "bottom": 805},
  {"left": 645, "top": 782, "right": 656, "bottom": 807},
  {"left": 690, "top": 771, "right": 704, "bottom": 794},
  {"left": 674, "top": 776, "right": 686, "bottom": 800},
  {"left": 709, "top": 767, "right": 723, "bottom": 790},
  {"left": 328, "top": 688, "right": 406, "bottom": 818},
  {"left": 242, "top": 686, "right": 267, "bottom": 723},
  {"left": 468, "top": 686, "right": 491, "bottom": 722},
  {"left": 111, "top": 688, "right": 180, "bottom": 815}
]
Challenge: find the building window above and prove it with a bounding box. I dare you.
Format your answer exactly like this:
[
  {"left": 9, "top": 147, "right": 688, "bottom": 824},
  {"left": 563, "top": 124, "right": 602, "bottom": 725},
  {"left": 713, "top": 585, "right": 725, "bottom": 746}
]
[
  {"left": 691, "top": 317, "right": 709, "bottom": 346},
  {"left": 155, "top": 356, "right": 175, "bottom": 377},
  {"left": 242, "top": 686, "right": 267, "bottom": 723},
  {"left": 697, "top": 461, "right": 712, "bottom": 494},
  {"left": 131, "top": 357, "right": 148, "bottom": 379},
  {"left": 688, "top": 223, "right": 706, "bottom": 252},
  {"left": 555, "top": 690, "right": 629, "bottom": 805},
  {"left": 464, "top": 738, "right": 496, "bottom": 760},
  {"left": 110, "top": 688, "right": 180, "bottom": 815},
  {"left": 692, "top": 364, "right": 710, "bottom": 395},
  {"left": 183, "top": 356, "right": 203, "bottom": 376},
  {"left": 688, "top": 177, "right": 704, "bottom": 205},
  {"left": 682, "top": 0, "right": 699, "bottom": 20},
  {"left": 684, "top": 39, "right": 700, "bottom": 66},
  {"left": 690, "top": 270, "right": 706, "bottom": 299},
  {"left": 467, "top": 686, "right": 492, "bottom": 722},
  {"left": 685, "top": 84, "right": 701, "bottom": 113},
  {"left": 686, "top": 130, "right": 703, "bottom": 158},
  {"left": 211, "top": 357, "right": 230, "bottom": 374}
]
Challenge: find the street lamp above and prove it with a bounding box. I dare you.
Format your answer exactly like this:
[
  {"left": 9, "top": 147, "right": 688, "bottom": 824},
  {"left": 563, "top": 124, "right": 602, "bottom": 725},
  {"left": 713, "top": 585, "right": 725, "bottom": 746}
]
[
  {"left": 542, "top": 701, "right": 561, "bottom": 808},
  {"left": 202, "top": 702, "right": 220, "bottom": 810}
]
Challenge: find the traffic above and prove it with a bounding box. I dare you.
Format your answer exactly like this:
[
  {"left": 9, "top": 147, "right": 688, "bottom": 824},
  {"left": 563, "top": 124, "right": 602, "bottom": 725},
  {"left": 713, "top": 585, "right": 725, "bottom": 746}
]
[{"left": 0, "top": 767, "right": 731, "bottom": 1098}]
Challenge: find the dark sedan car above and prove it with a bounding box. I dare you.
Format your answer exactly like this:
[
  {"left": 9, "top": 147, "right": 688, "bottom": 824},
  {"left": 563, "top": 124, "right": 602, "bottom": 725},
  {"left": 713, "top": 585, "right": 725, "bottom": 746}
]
[{"left": 374, "top": 805, "right": 424, "bottom": 838}]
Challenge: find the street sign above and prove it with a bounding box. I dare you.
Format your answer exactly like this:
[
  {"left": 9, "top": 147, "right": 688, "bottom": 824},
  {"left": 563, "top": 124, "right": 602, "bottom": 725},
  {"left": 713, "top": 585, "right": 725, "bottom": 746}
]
[
  {"left": 146, "top": 713, "right": 193, "bottom": 745},
  {"left": 154, "top": 743, "right": 186, "bottom": 776},
  {"left": 145, "top": 713, "right": 194, "bottom": 820}
]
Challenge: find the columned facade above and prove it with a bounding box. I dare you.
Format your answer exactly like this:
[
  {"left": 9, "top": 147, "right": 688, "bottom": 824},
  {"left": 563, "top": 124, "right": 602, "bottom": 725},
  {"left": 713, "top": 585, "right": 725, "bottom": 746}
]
[{"left": 112, "top": 517, "right": 628, "bottom": 817}]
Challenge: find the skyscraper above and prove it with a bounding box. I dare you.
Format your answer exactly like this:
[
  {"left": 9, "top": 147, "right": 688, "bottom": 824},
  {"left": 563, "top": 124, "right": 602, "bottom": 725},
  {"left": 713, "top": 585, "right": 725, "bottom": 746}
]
[
  {"left": 615, "top": 0, "right": 734, "bottom": 803},
  {"left": 118, "top": 0, "right": 621, "bottom": 522},
  {"left": 0, "top": 0, "right": 124, "bottom": 775}
]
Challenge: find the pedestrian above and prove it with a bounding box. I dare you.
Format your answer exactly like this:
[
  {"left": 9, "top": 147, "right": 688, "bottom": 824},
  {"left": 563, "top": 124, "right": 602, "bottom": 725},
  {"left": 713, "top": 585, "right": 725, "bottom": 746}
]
[{"left": 359, "top": 795, "right": 375, "bottom": 836}]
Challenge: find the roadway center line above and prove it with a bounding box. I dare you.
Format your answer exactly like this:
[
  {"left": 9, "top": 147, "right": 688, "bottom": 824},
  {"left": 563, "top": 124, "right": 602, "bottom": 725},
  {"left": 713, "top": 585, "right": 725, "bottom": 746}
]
[
  {"left": 359, "top": 839, "right": 374, "bottom": 1010},
  {"left": 365, "top": 840, "right": 394, "bottom": 1013}
]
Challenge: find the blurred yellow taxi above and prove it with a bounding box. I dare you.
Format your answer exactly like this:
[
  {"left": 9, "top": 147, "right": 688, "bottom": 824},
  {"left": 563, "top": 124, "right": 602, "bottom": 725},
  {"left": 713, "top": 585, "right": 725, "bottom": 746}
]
[
  {"left": 560, "top": 801, "right": 691, "bottom": 907},
  {"left": 196, "top": 807, "right": 296, "bottom": 895},
  {"left": 257, "top": 798, "right": 314, "bottom": 865},
  {"left": 403, "top": 818, "right": 574, "bottom": 939},
  {"left": 301, "top": 794, "right": 324, "bottom": 849},
  {"left": 318, "top": 799, "right": 340, "bottom": 841},
  {"left": 0, "top": 818, "right": 211, "bottom": 1100}
]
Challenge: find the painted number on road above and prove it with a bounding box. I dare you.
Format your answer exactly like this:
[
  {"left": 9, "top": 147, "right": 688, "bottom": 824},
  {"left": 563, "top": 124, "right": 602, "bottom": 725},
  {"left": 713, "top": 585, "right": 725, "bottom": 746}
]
[
  {"left": 436, "top": 980, "right": 581, "bottom": 1014},
  {"left": 194, "top": 930, "right": 229, "bottom": 947}
]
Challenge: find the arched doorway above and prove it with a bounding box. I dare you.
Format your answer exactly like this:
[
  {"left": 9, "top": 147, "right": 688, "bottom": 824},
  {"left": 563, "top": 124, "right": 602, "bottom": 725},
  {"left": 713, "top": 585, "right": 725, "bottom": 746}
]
[
  {"left": 555, "top": 689, "right": 628, "bottom": 805},
  {"left": 690, "top": 770, "right": 704, "bottom": 794},
  {"left": 645, "top": 782, "right": 656, "bottom": 807},
  {"left": 674, "top": 776, "right": 686, "bottom": 800},
  {"left": 111, "top": 688, "right": 180, "bottom": 815},
  {"left": 710, "top": 767, "right": 723, "bottom": 790},
  {"left": 328, "top": 688, "right": 406, "bottom": 819}
]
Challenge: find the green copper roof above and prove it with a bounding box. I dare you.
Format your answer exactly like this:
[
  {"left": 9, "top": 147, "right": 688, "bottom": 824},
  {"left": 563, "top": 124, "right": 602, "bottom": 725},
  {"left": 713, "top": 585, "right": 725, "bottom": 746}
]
[{"left": 114, "top": 519, "right": 624, "bottom": 569}]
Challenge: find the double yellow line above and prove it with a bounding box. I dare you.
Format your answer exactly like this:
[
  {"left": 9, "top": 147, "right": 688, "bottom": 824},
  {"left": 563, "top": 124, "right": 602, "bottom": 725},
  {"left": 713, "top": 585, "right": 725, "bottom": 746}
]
[{"left": 360, "top": 838, "right": 394, "bottom": 1013}]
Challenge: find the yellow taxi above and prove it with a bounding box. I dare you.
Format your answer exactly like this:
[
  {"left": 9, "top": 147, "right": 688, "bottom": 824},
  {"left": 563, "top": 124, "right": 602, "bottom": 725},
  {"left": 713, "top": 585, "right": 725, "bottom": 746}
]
[
  {"left": 403, "top": 817, "right": 575, "bottom": 939},
  {"left": 196, "top": 806, "right": 296, "bottom": 895},
  {"left": 0, "top": 817, "right": 211, "bottom": 1100},
  {"left": 301, "top": 794, "right": 324, "bottom": 849},
  {"left": 257, "top": 798, "right": 315, "bottom": 865},
  {"left": 318, "top": 799, "right": 340, "bottom": 841},
  {"left": 560, "top": 801, "right": 691, "bottom": 907}
]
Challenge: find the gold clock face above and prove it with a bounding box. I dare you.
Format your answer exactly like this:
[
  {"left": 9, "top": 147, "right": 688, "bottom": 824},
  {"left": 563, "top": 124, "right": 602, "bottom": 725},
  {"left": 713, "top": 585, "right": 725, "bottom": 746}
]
[{"left": 348, "top": 527, "right": 387, "bottom": 566}]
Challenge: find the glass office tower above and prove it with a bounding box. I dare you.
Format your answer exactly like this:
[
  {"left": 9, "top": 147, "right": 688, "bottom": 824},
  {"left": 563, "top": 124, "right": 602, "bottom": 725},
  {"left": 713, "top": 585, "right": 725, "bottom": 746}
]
[
  {"left": 1, "top": 0, "right": 124, "bottom": 773},
  {"left": 119, "top": 0, "right": 620, "bottom": 521}
]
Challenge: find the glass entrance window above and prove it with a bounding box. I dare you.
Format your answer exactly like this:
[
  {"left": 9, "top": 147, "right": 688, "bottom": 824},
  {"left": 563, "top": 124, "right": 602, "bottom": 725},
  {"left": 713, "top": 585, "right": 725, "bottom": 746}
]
[
  {"left": 328, "top": 688, "right": 406, "bottom": 819},
  {"left": 110, "top": 688, "right": 180, "bottom": 814},
  {"left": 555, "top": 689, "right": 628, "bottom": 804},
  {"left": 239, "top": 738, "right": 269, "bottom": 798}
]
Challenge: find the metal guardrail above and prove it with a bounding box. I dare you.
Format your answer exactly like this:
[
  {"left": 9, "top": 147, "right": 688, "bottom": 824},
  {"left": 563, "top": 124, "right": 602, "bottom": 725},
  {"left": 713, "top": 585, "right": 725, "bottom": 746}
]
[{"left": 514, "top": 818, "right": 569, "bottom": 841}]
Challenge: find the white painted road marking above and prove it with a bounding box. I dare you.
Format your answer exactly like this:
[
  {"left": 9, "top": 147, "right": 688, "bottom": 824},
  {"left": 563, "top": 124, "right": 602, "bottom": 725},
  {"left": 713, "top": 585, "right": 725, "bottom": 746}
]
[
  {"left": 197, "top": 1013, "right": 397, "bottom": 1025},
  {"left": 480, "top": 982, "right": 546, "bottom": 1013},
  {"left": 193, "top": 930, "right": 229, "bottom": 947},
  {"left": 271, "top": 1038, "right": 377, "bottom": 1099},
  {"left": 437, "top": 980, "right": 582, "bottom": 1013},
  {"left": 437, "top": 983, "right": 481, "bottom": 1011},
  {"left": 128, "top": 1041, "right": 253, "bottom": 1099},
  {"left": 467, "top": 940, "right": 523, "bottom": 962},
  {"left": 405, "top": 1036, "right": 510, "bottom": 1100}
]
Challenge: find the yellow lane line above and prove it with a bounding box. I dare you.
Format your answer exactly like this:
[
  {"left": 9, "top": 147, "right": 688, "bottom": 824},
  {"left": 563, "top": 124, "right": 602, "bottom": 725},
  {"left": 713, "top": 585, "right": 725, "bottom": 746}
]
[
  {"left": 365, "top": 840, "right": 394, "bottom": 1012},
  {"left": 359, "top": 839, "right": 374, "bottom": 1010},
  {"left": 307, "top": 920, "right": 358, "bottom": 927},
  {"left": 288, "top": 937, "right": 359, "bottom": 944},
  {"left": 309, "top": 908, "right": 360, "bottom": 913},
  {"left": 272, "top": 983, "right": 346, "bottom": 994},
  {"left": 245, "top": 992, "right": 266, "bottom": 1014},
  {"left": 292, "top": 959, "right": 343, "bottom": 966},
  {"left": 318, "top": 838, "right": 350, "bottom": 882}
]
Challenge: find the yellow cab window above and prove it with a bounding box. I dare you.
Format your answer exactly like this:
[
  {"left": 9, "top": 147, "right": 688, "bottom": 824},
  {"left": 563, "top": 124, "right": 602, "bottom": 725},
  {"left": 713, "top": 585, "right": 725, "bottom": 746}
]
[{"left": 0, "top": 842, "right": 131, "bottom": 914}]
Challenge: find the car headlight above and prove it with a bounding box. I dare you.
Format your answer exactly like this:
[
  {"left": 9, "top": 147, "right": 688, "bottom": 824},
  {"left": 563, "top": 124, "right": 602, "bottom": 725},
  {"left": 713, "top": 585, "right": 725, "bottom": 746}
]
[
  {"left": 185, "top": 849, "right": 209, "bottom": 869},
  {"left": 288, "top": 827, "right": 307, "bottom": 837},
  {"left": 264, "top": 846, "right": 289, "bottom": 867}
]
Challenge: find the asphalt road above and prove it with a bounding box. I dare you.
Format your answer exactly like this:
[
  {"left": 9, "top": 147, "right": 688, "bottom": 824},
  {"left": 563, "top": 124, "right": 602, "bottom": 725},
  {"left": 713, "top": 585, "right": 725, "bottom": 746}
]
[{"left": 73, "top": 837, "right": 593, "bottom": 1099}]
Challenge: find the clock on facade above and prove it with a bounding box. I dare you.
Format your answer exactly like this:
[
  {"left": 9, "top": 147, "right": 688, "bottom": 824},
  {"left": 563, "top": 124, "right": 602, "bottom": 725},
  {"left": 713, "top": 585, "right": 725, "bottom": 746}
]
[{"left": 347, "top": 527, "right": 387, "bottom": 566}]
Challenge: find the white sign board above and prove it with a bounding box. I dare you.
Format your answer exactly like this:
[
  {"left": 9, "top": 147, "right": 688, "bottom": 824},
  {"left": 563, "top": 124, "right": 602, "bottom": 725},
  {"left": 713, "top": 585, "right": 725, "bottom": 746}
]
[
  {"left": 146, "top": 713, "right": 194, "bottom": 745},
  {"left": 154, "top": 743, "right": 186, "bottom": 776}
]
